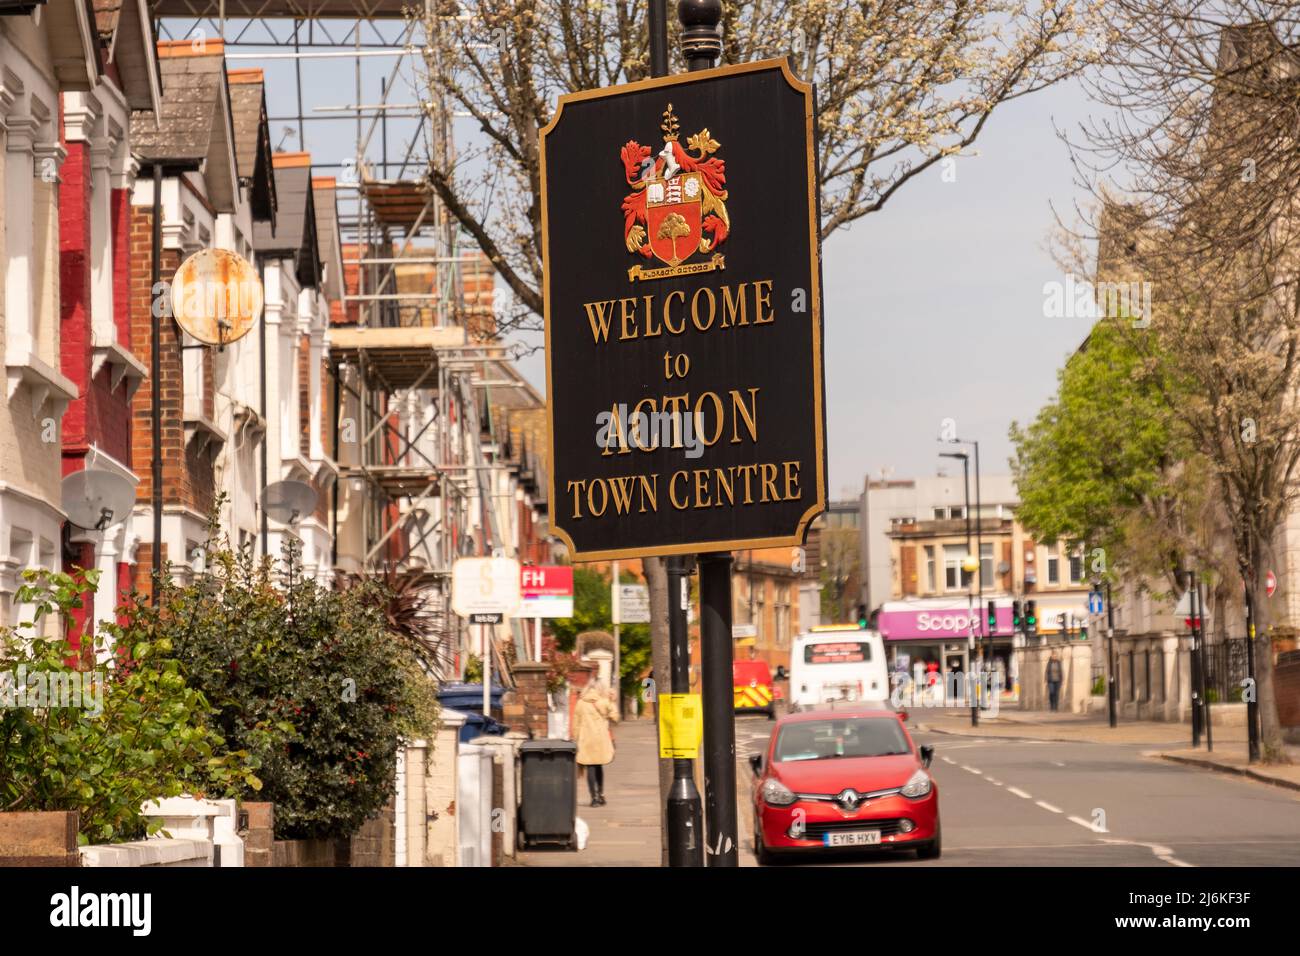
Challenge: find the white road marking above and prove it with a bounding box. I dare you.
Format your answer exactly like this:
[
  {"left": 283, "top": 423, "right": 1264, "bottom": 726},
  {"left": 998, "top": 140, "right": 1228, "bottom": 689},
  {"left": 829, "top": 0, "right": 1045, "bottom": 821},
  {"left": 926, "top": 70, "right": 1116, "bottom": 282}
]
[
  {"left": 962, "top": 765, "right": 982, "bottom": 775},
  {"left": 1035, "top": 800, "right": 1063, "bottom": 813},
  {"left": 985, "top": 777, "right": 1002, "bottom": 786},
  {"left": 1100, "top": 838, "right": 1194, "bottom": 868},
  {"left": 940, "top": 756, "right": 955, "bottom": 764},
  {"left": 1068, "top": 815, "right": 1107, "bottom": 833},
  {"left": 1051, "top": 760, "right": 1066, "bottom": 767},
  {"left": 1007, "top": 787, "right": 1032, "bottom": 799}
]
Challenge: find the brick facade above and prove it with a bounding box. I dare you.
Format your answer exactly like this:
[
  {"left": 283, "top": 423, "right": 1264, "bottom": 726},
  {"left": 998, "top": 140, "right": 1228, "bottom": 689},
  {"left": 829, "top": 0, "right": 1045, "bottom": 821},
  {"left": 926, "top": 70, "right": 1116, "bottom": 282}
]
[
  {"left": 127, "top": 203, "right": 216, "bottom": 517},
  {"left": 509, "top": 662, "right": 551, "bottom": 739},
  {"left": 1276, "top": 652, "right": 1300, "bottom": 729}
]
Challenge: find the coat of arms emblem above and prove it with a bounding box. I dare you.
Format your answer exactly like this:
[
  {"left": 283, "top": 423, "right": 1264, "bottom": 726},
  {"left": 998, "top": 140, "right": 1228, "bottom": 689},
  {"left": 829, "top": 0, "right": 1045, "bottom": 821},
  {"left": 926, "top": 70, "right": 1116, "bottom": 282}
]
[{"left": 621, "top": 104, "right": 729, "bottom": 281}]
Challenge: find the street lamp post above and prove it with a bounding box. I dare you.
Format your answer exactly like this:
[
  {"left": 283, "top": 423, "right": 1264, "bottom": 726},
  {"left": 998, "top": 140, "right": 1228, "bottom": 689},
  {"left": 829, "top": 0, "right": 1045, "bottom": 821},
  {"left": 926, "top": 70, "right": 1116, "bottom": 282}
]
[
  {"left": 1105, "top": 581, "right": 1117, "bottom": 728},
  {"left": 940, "top": 450, "right": 977, "bottom": 727}
]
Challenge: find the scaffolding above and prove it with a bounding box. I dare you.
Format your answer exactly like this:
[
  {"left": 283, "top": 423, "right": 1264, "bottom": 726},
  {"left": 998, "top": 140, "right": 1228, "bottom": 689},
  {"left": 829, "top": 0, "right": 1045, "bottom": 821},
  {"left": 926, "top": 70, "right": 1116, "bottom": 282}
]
[{"left": 152, "top": 0, "right": 516, "bottom": 671}]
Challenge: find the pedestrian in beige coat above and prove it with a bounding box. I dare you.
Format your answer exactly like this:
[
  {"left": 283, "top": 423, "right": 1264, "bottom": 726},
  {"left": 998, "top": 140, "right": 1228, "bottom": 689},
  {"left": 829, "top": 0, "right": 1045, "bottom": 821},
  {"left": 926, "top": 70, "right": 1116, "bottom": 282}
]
[{"left": 574, "top": 681, "right": 618, "bottom": 806}]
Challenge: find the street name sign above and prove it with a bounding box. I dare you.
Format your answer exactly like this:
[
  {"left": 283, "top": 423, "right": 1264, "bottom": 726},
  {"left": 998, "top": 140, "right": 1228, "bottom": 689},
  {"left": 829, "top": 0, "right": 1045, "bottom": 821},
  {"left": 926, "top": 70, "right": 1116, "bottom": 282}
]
[
  {"left": 452, "top": 557, "right": 522, "bottom": 618},
  {"left": 518, "top": 565, "right": 575, "bottom": 619},
  {"left": 542, "top": 59, "right": 827, "bottom": 560}
]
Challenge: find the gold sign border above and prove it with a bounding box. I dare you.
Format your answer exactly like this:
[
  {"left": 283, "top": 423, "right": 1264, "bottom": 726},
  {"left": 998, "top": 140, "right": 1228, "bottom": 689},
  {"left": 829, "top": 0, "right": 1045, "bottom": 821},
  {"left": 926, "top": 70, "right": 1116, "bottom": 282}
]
[{"left": 540, "top": 58, "right": 827, "bottom": 562}]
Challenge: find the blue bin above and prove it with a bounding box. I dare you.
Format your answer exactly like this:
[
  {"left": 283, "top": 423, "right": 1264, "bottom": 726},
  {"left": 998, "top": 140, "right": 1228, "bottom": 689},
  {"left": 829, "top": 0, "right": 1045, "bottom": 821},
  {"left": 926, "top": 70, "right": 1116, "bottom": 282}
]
[{"left": 438, "top": 683, "right": 509, "bottom": 742}]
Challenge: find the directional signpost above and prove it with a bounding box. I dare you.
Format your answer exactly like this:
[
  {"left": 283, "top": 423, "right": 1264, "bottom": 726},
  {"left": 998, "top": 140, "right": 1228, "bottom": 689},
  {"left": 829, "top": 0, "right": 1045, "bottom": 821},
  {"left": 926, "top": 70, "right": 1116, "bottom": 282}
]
[
  {"left": 613, "top": 583, "right": 651, "bottom": 624},
  {"left": 542, "top": 10, "right": 825, "bottom": 867}
]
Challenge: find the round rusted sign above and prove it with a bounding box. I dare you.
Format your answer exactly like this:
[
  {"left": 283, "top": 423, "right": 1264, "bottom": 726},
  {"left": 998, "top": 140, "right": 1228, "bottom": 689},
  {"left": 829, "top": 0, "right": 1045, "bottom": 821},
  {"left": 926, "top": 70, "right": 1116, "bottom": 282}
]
[{"left": 170, "top": 248, "right": 263, "bottom": 345}]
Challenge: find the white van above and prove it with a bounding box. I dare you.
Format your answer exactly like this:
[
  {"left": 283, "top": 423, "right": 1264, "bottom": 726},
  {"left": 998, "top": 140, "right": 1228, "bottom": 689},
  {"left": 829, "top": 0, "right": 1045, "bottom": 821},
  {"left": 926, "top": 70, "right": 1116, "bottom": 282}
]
[{"left": 788, "top": 626, "right": 890, "bottom": 712}]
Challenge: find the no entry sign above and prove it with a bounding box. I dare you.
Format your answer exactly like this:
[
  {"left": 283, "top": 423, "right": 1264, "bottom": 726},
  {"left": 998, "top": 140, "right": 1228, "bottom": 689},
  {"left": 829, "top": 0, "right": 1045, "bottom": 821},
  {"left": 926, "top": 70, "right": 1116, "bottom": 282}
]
[{"left": 541, "top": 59, "right": 827, "bottom": 560}]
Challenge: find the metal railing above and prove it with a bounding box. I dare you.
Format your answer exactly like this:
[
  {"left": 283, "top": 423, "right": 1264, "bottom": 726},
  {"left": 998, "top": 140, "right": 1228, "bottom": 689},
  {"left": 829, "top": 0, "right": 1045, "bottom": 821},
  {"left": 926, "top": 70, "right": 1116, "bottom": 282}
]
[{"left": 1204, "top": 638, "right": 1251, "bottom": 704}]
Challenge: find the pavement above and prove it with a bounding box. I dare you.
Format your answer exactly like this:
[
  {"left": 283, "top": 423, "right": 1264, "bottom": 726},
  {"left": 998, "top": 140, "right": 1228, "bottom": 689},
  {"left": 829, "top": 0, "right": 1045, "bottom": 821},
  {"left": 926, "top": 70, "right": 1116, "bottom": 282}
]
[
  {"left": 514, "top": 718, "right": 663, "bottom": 867},
  {"left": 516, "top": 706, "right": 1300, "bottom": 867}
]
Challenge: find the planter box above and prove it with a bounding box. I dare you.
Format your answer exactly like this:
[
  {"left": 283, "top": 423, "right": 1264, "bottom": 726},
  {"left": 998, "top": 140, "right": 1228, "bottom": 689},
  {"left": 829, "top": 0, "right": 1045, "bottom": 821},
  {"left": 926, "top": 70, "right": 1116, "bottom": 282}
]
[{"left": 0, "top": 811, "right": 79, "bottom": 866}]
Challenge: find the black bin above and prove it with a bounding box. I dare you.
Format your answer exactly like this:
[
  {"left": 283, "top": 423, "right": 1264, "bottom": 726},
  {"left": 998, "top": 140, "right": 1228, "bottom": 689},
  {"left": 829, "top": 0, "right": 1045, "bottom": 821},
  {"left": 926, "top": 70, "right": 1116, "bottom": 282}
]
[{"left": 517, "top": 739, "right": 577, "bottom": 850}]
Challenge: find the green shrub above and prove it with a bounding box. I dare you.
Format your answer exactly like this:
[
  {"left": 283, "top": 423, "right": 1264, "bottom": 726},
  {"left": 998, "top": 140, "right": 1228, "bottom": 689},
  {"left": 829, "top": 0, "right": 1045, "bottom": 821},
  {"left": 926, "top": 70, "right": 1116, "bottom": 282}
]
[
  {"left": 0, "top": 568, "right": 259, "bottom": 844},
  {"left": 162, "top": 542, "right": 438, "bottom": 839}
]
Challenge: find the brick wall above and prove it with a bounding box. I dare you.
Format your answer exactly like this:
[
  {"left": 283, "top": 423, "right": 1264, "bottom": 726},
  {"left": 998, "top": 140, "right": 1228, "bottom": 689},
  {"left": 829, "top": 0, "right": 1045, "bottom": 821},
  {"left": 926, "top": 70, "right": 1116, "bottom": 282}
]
[
  {"left": 510, "top": 662, "right": 550, "bottom": 739},
  {"left": 272, "top": 836, "right": 349, "bottom": 867},
  {"left": 900, "top": 545, "right": 917, "bottom": 596},
  {"left": 58, "top": 140, "right": 92, "bottom": 449},
  {"left": 59, "top": 147, "right": 133, "bottom": 472},
  {"left": 0, "top": 812, "right": 79, "bottom": 866},
  {"left": 241, "top": 801, "right": 274, "bottom": 868},
  {"left": 349, "top": 799, "right": 396, "bottom": 867},
  {"left": 1276, "top": 652, "right": 1300, "bottom": 728},
  {"left": 128, "top": 203, "right": 216, "bottom": 516}
]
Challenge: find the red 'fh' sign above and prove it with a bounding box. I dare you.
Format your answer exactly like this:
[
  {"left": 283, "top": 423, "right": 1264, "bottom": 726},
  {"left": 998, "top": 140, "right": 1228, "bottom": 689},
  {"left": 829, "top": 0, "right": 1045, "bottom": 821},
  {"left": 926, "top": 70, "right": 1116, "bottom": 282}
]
[{"left": 521, "top": 565, "right": 574, "bottom": 598}]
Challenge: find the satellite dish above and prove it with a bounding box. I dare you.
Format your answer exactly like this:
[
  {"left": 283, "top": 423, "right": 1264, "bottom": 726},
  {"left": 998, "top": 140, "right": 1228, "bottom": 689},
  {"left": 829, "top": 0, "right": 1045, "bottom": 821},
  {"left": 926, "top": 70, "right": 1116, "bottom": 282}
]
[
  {"left": 61, "top": 469, "right": 135, "bottom": 532},
  {"left": 261, "top": 480, "right": 317, "bottom": 525}
]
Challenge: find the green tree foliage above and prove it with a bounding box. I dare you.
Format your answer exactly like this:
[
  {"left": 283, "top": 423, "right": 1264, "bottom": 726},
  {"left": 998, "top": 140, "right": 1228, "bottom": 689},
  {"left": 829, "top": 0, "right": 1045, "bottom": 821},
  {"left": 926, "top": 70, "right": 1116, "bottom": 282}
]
[
  {"left": 0, "top": 568, "right": 259, "bottom": 844},
  {"left": 1010, "top": 315, "right": 1203, "bottom": 587},
  {"left": 163, "top": 542, "right": 439, "bottom": 840},
  {"left": 548, "top": 566, "right": 650, "bottom": 700}
]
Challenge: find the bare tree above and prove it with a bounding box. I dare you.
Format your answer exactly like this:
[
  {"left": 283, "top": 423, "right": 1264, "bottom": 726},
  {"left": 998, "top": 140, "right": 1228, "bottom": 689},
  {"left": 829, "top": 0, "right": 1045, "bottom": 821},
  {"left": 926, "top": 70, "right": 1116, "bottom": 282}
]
[
  {"left": 1070, "top": 6, "right": 1300, "bottom": 760},
  {"left": 418, "top": 0, "right": 1106, "bottom": 335}
]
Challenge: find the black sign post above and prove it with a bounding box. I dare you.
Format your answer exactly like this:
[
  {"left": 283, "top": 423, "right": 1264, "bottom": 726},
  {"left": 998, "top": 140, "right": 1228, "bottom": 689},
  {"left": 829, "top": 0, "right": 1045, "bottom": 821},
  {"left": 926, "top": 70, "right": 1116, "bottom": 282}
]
[{"left": 543, "top": 0, "right": 826, "bottom": 867}]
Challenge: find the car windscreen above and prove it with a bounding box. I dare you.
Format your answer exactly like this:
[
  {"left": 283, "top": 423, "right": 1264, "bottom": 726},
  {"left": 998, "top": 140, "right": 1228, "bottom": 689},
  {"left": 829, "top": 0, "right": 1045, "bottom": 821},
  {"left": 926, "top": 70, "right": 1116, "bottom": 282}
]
[
  {"left": 774, "top": 717, "right": 910, "bottom": 762},
  {"left": 803, "top": 641, "right": 871, "bottom": 664}
]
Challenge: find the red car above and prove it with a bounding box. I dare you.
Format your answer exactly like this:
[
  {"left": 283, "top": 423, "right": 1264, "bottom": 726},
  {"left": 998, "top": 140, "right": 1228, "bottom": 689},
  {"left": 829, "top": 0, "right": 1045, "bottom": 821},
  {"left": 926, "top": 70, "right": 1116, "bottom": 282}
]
[{"left": 749, "top": 709, "right": 940, "bottom": 864}]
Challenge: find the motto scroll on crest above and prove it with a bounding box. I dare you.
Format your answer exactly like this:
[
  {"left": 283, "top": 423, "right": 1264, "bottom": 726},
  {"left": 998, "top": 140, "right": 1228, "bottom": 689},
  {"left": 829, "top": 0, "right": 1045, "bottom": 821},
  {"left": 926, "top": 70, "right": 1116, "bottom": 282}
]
[{"left": 621, "top": 104, "right": 730, "bottom": 282}]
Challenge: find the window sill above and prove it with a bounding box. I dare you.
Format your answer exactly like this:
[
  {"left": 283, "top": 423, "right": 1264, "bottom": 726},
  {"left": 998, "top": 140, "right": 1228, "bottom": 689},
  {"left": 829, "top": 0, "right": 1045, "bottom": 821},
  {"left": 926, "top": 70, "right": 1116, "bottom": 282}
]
[
  {"left": 184, "top": 413, "right": 228, "bottom": 456},
  {"left": 91, "top": 339, "right": 149, "bottom": 400},
  {"left": 5, "top": 350, "right": 79, "bottom": 420}
]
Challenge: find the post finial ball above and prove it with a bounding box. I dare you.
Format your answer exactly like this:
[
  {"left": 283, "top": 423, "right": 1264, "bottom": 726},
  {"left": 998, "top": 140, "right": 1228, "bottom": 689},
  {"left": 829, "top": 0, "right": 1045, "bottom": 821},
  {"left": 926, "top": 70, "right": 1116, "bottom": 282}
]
[
  {"left": 677, "top": 0, "right": 723, "bottom": 70},
  {"left": 678, "top": 0, "right": 722, "bottom": 28}
]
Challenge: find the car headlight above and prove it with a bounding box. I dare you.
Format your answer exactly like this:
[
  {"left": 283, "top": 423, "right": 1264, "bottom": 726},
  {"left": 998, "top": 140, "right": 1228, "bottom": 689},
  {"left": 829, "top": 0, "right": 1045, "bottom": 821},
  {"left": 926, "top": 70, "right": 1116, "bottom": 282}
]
[
  {"left": 900, "top": 768, "right": 933, "bottom": 799},
  {"left": 762, "top": 778, "right": 798, "bottom": 806}
]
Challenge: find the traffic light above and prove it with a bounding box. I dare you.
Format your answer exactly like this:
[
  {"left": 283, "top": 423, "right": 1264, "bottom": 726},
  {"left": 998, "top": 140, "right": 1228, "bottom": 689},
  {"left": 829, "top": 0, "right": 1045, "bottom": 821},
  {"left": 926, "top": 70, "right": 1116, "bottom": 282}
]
[
  {"left": 1057, "top": 613, "right": 1067, "bottom": 635},
  {"left": 1025, "top": 600, "right": 1037, "bottom": 636},
  {"left": 1012, "top": 600, "right": 1023, "bottom": 630},
  {"left": 987, "top": 600, "right": 997, "bottom": 635},
  {"left": 856, "top": 603, "right": 868, "bottom": 629}
]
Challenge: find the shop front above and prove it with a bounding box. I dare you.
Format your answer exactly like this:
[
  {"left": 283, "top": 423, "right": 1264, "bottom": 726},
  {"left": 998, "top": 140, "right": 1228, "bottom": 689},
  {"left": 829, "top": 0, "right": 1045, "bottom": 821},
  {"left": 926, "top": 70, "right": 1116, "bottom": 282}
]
[{"left": 877, "top": 600, "right": 1019, "bottom": 702}]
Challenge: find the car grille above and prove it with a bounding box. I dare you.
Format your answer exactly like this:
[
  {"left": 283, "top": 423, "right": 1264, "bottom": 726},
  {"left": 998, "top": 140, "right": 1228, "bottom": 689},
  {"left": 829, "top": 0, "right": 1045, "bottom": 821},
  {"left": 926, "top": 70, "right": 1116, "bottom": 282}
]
[{"left": 801, "top": 818, "right": 910, "bottom": 839}]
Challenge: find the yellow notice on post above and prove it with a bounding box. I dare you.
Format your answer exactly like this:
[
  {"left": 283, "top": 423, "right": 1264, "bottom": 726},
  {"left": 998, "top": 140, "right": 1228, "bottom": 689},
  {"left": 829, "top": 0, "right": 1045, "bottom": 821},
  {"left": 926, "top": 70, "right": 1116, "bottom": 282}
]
[{"left": 658, "top": 693, "right": 703, "bottom": 758}]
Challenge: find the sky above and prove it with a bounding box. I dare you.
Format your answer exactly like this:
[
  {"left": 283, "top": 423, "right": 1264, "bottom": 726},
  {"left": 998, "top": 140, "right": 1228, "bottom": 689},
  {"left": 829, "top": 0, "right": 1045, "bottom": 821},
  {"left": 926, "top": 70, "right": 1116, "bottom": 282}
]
[
  {"left": 814, "top": 79, "right": 1099, "bottom": 499},
  {"left": 211, "top": 18, "right": 1100, "bottom": 504}
]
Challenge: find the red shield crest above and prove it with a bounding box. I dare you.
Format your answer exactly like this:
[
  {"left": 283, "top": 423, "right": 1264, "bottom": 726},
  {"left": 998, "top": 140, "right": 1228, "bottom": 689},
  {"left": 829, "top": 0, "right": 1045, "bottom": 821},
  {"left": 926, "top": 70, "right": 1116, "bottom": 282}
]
[
  {"left": 620, "top": 106, "right": 729, "bottom": 281},
  {"left": 646, "top": 172, "right": 704, "bottom": 267}
]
